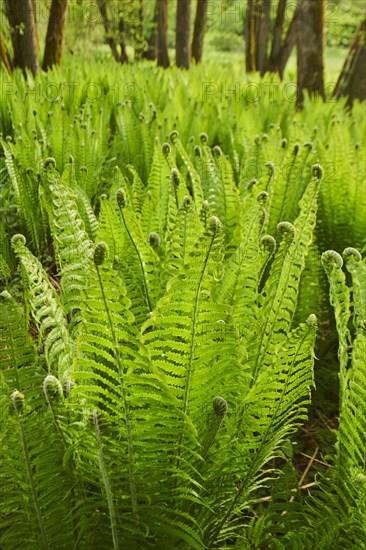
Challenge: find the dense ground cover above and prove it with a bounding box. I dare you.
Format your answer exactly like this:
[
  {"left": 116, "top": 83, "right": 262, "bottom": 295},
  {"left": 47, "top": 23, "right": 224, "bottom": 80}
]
[{"left": 0, "top": 63, "right": 365, "bottom": 548}]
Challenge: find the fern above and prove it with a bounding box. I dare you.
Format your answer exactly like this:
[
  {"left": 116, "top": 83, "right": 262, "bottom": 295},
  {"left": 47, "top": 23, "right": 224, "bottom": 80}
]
[
  {"left": 11, "top": 234, "right": 74, "bottom": 380},
  {"left": 249, "top": 164, "right": 322, "bottom": 382}
]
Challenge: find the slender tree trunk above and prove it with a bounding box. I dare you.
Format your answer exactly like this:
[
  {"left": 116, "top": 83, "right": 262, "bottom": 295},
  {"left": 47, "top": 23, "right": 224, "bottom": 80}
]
[
  {"left": 191, "top": 0, "right": 209, "bottom": 63},
  {"left": 256, "top": 0, "right": 271, "bottom": 75},
  {"left": 31, "top": 0, "right": 40, "bottom": 50},
  {"left": 157, "top": 0, "right": 170, "bottom": 68},
  {"left": 269, "top": 0, "right": 287, "bottom": 71},
  {"left": 246, "top": 0, "right": 269, "bottom": 73},
  {"left": 297, "top": 0, "right": 325, "bottom": 107},
  {"left": 176, "top": 0, "right": 191, "bottom": 68},
  {"left": 118, "top": 16, "right": 129, "bottom": 63},
  {"left": 144, "top": 0, "right": 158, "bottom": 61},
  {"left": 245, "top": 0, "right": 257, "bottom": 72},
  {"left": 0, "top": 31, "right": 12, "bottom": 73},
  {"left": 334, "top": 19, "right": 366, "bottom": 106},
  {"left": 5, "top": 0, "right": 39, "bottom": 75},
  {"left": 97, "top": 0, "right": 128, "bottom": 63},
  {"left": 277, "top": 8, "right": 298, "bottom": 78},
  {"left": 134, "top": 0, "right": 144, "bottom": 60},
  {"left": 97, "top": 0, "right": 120, "bottom": 61},
  {"left": 42, "top": 0, "right": 68, "bottom": 70}
]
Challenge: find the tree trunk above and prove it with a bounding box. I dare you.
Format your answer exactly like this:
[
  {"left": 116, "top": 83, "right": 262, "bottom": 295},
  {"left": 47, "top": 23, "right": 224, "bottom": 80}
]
[
  {"left": 97, "top": 0, "right": 120, "bottom": 61},
  {"left": 276, "top": 7, "right": 298, "bottom": 78},
  {"left": 176, "top": 0, "right": 191, "bottom": 69},
  {"left": 296, "top": 0, "right": 325, "bottom": 108},
  {"left": 118, "top": 16, "right": 129, "bottom": 64},
  {"left": 5, "top": 0, "right": 39, "bottom": 75},
  {"left": 134, "top": 0, "right": 144, "bottom": 60},
  {"left": 256, "top": 0, "right": 271, "bottom": 75},
  {"left": 157, "top": 0, "right": 170, "bottom": 68},
  {"left": 97, "top": 0, "right": 128, "bottom": 63},
  {"left": 191, "top": 0, "right": 209, "bottom": 63},
  {"left": 269, "top": 0, "right": 287, "bottom": 71},
  {"left": 31, "top": 0, "right": 40, "bottom": 50},
  {"left": 0, "top": 31, "right": 12, "bottom": 73},
  {"left": 334, "top": 19, "right": 366, "bottom": 106},
  {"left": 245, "top": 0, "right": 257, "bottom": 72},
  {"left": 42, "top": 0, "right": 68, "bottom": 70},
  {"left": 144, "top": 0, "right": 158, "bottom": 61}
]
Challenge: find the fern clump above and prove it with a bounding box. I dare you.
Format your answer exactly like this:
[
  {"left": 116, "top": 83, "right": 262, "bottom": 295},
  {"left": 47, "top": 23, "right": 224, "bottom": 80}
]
[{"left": 0, "top": 61, "right": 365, "bottom": 549}]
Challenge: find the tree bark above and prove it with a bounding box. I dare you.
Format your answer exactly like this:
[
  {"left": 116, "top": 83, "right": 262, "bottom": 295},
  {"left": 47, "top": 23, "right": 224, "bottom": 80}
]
[
  {"left": 269, "top": 0, "right": 287, "bottom": 71},
  {"left": 256, "top": 0, "right": 271, "bottom": 75},
  {"left": 42, "top": 0, "right": 68, "bottom": 70},
  {"left": 0, "top": 31, "right": 12, "bottom": 73},
  {"left": 157, "top": 0, "right": 170, "bottom": 68},
  {"left": 5, "top": 0, "right": 39, "bottom": 75},
  {"left": 97, "top": 0, "right": 120, "bottom": 61},
  {"left": 245, "top": 0, "right": 257, "bottom": 72},
  {"left": 296, "top": 0, "right": 325, "bottom": 108},
  {"left": 118, "top": 15, "right": 129, "bottom": 64},
  {"left": 276, "top": 7, "right": 298, "bottom": 78},
  {"left": 191, "top": 0, "right": 209, "bottom": 63},
  {"left": 334, "top": 19, "right": 366, "bottom": 106},
  {"left": 31, "top": 0, "right": 40, "bottom": 50},
  {"left": 176, "top": 0, "right": 191, "bottom": 69},
  {"left": 144, "top": 0, "right": 158, "bottom": 61},
  {"left": 97, "top": 0, "right": 128, "bottom": 63}
]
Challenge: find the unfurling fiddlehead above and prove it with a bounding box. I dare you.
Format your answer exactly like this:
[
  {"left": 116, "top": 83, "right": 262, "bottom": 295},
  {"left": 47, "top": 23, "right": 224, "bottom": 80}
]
[
  {"left": 148, "top": 232, "right": 161, "bottom": 249},
  {"left": 202, "top": 397, "right": 228, "bottom": 459},
  {"left": 43, "top": 375, "right": 66, "bottom": 446}
]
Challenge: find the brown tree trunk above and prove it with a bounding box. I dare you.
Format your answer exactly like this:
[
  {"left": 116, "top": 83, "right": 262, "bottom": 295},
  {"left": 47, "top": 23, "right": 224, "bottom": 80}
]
[
  {"left": 118, "top": 16, "right": 129, "bottom": 64},
  {"left": 157, "top": 0, "right": 170, "bottom": 68},
  {"left": 334, "top": 19, "right": 366, "bottom": 106},
  {"left": 191, "top": 0, "right": 209, "bottom": 63},
  {"left": 144, "top": 0, "right": 158, "bottom": 61},
  {"left": 97, "top": 0, "right": 120, "bottom": 61},
  {"left": 269, "top": 0, "right": 287, "bottom": 71},
  {"left": 5, "top": 0, "right": 39, "bottom": 75},
  {"left": 256, "top": 0, "right": 271, "bottom": 75},
  {"left": 176, "top": 0, "right": 191, "bottom": 69},
  {"left": 31, "top": 0, "right": 40, "bottom": 50},
  {"left": 296, "top": 0, "right": 325, "bottom": 108},
  {"left": 277, "top": 8, "right": 298, "bottom": 78},
  {"left": 245, "top": 0, "right": 258, "bottom": 72},
  {"left": 42, "top": 0, "right": 68, "bottom": 70},
  {"left": 0, "top": 31, "right": 12, "bottom": 73}
]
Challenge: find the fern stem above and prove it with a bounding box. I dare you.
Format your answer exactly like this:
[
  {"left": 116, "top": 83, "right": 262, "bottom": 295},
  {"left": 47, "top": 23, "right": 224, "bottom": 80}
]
[
  {"left": 92, "top": 410, "right": 120, "bottom": 550},
  {"left": 95, "top": 263, "right": 139, "bottom": 521},
  {"left": 12, "top": 392, "right": 50, "bottom": 550},
  {"left": 173, "top": 218, "right": 220, "bottom": 500},
  {"left": 117, "top": 203, "right": 152, "bottom": 313},
  {"left": 8, "top": 327, "right": 21, "bottom": 390},
  {"left": 277, "top": 147, "right": 298, "bottom": 225},
  {"left": 183, "top": 219, "right": 220, "bottom": 415}
]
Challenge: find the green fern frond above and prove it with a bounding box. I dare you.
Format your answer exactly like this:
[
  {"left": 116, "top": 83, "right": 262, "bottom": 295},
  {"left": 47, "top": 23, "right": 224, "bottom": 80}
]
[
  {"left": 0, "top": 291, "right": 36, "bottom": 388},
  {"left": 322, "top": 250, "right": 351, "bottom": 407},
  {"left": 249, "top": 166, "right": 321, "bottom": 381},
  {"left": 49, "top": 180, "right": 94, "bottom": 336},
  {"left": 11, "top": 234, "right": 74, "bottom": 380},
  {"left": 206, "top": 314, "right": 317, "bottom": 545}
]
